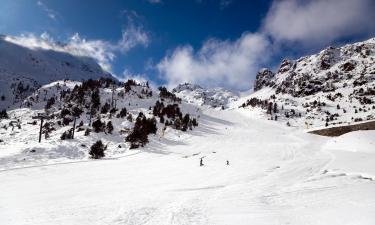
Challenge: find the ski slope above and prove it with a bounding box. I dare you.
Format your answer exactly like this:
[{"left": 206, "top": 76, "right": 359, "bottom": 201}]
[{"left": 1, "top": 108, "right": 375, "bottom": 225}]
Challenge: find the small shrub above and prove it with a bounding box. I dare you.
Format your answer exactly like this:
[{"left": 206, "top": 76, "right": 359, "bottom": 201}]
[
  {"left": 84, "top": 128, "right": 91, "bottom": 136},
  {"left": 61, "top": 129, "right": 73, "bottom": 140},
  {"left": 0, "top": 110, "right": 9, "bottom": 119},
  {"left": 92, "top": 118, "right": 105, "bottom": 132}
]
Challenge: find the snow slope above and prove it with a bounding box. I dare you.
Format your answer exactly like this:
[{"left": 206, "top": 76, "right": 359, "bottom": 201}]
[{"left": 1, "top": 108, "right": 374, "bottom": 225}]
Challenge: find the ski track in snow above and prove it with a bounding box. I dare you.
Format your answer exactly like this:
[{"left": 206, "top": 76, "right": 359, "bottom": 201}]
[{"left": 1, "top": 109, "right": 375, "bottom": 225}]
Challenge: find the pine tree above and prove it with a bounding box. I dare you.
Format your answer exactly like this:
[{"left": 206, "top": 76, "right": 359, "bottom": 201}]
[
  {"left": 45, "top": 97, "right": 55, "bottom": 109},
  {"left": 159, "top": 115, "right": 165, "bottom": 123},
  {"left": 92, "top": 118, "right": 105, "bottom": 133},
  {"left": 125, "top": 114, "right": 157, "bottom": 149},
  {"left": 118, "top": 107, "right": 127, "bottom": 118},
  {"left": 89, "top": 140, "right": 106, "bottom": 159},
  {"left": 127, "top": 114, "right": 133, "bottom": 122},
  {"left": 267, "top": 102, "right": 273, "bottom": 114},
  {"left": 101, "top": 102, "right": 110, "bottom": 114},
  {"left": 273, "top": 103, "right": 278, "bottom": 113},
  {"left": 106, "top": 121, "right": 114, "bottom": 134},
  {"left": 91, "top": 89, "right": 101, "bottom": 109}
]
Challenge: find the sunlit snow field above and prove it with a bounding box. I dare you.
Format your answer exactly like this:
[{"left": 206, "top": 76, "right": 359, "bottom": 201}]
[{"left": 1, "top": 108, "right": 374, "bottom": 225}]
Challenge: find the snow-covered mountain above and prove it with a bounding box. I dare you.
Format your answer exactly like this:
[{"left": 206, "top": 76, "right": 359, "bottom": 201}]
[
  {"left": 0, "top": 35, "right": 113, "bottom": 110},
  {"left": 173, "top": 83, "right": 239, "bottom": 108},
  {"left": 239, "top": 37, "right": 375, "bottom": 129}
]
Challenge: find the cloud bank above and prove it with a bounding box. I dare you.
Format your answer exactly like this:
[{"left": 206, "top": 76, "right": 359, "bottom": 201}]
[
  {"left": 5, "top": 33, "right": 115, "bottom": 72},
  {"left": 157, "top": 33, "right": 270, "bottom": 90},
  {"left": 4, "top": 21, "right": 150, "bottom": 73},
  {"left": 158, "top": 0, "right": 375, "bottom": 90},
  {"left": 263, "top": 0, "right": 375, "bottom": 47}
]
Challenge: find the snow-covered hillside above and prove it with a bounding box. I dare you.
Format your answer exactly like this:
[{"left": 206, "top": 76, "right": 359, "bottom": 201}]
[
  {"left": 0, "top": 79, "right": 200, "bottom": 169},
  {"left": 1, "top": 107, "right": 375, "bottom": 225},
  {"left": 239, "top": 37, "right": 375, "bottom": 129},
  {"left": 0, "top": 35, "right": 112, "bottom": 110}
]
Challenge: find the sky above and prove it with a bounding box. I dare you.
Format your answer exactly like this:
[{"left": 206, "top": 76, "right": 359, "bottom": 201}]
[{"left": 1, "top": 0, "right": 375, "bottom": 90}]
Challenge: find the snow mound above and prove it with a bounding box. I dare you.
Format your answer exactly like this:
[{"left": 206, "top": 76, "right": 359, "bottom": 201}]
[{"left": 323, "top": 130, "right": 375, "bottom": 153}]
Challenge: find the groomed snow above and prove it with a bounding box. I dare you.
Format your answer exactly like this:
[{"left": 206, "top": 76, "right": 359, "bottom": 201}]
[
  {"left": 322, "top": 130, "right": 375, "bottom": 179},
  {"left": 1, "top": 108, "right": 374, "bottom": 225}
]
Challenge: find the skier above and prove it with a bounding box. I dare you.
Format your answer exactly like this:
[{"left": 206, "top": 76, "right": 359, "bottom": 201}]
[
  {"left": 226, "top": 160, "right": 229, "bottom": 165},
  {"left": 200, "top": 157, "right": 204, "bottom": 167}
]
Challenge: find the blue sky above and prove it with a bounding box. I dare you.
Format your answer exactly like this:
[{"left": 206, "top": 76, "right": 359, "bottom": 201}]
[{"left": 1, "top": 0, "right": 375, "bottom": 90}]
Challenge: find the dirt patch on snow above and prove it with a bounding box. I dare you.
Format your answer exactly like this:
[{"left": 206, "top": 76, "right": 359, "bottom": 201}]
[{"left": 309, "top": 121, "right": 375, "bottom": 136}]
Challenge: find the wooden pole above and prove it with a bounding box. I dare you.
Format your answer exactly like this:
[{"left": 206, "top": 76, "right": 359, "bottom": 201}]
[
  {"left": 89, "top": 109, "right": 92, "bottom": 126},
  {"left": 72, "top": 117, "right": 76, "bottom": 139},
  {"left": 39, "top": 118, "right": 43, "bottom": 143},
  {"left": 111, "top": 85, "right": 115, "bottom": 108}
]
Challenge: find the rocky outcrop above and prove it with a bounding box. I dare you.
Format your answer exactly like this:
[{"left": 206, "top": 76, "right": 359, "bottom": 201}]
[
  {"left": 244, "top": 37, "right": 375, "bottom": 129},
  {"left": 254, "top": 69, "right": 275, "bottom": 91}
]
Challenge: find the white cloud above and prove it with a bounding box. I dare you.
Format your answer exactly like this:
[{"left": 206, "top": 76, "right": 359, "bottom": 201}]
[
  {"left": 157, "top": 33, "right": 271, "bottom": 90},
  {"left": 262, "top": 0, "right": 375, "bottom": 47},
  {"left": 36, "top": 1, "right": 58, "bottom": 21},
  {"left": 118, "top": 10, "right": 150, "bottom": 53},
  {"left": 68, "top": 33, "right": 115, "bottom": 72},
  {"left": 118, "top": 24, "right": 149, "bottom": 53},
  {"left": 4, "top": 33, "right": 115, "bottom": 72},
  {"left": 4, "top": 23, "right": 150, "bottom": 73}
]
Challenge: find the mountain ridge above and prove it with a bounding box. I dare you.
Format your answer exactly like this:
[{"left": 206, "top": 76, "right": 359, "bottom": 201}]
[{"left": 238, "top": 37, "right": 375, "bottom": 129}]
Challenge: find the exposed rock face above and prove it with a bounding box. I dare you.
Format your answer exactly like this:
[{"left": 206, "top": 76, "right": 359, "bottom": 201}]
[
  {"left": 340, "top": 61, "right": 356, "bottom": 72},
  {"left": 253, "top": 37, "right": 375, "bottom": 98},
  {"left": 318, "top": 47, "right": 340, "bottom": 70},
  {"left": 278, "top": 59, "right": 296, "bottom": 74},
  {"left": 254, "top": 69, "right": 275, "bottom": 91}
]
